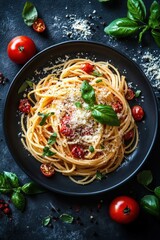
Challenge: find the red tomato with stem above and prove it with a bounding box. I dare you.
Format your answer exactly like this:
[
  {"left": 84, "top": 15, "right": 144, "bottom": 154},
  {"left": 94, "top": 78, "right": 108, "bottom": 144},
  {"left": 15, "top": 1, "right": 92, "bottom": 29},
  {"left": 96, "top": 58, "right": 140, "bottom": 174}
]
[
  {"left": 32, "top": 18, "right": 46, "bottom": 33},
  {"left": 7, "top": 36, "right": 36, "bottom": 64},
  {"left": 131, "top": 105, "right": 144, "bottom": 121},
  {"left": 81, "top": 63, "right": 94, "bottom": 73},
  {"left": 109, "top": 196, "right": 140, "bottom": 224},
  {"left": 40, "top": 163, "right": 55, "bottom": 177}
]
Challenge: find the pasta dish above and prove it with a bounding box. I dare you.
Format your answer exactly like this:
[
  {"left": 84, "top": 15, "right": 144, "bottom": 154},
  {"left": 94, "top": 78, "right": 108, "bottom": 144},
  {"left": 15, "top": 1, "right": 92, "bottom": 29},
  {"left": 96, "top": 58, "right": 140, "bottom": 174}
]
[{"left": 20, "top": 58, "right": 139, "bottom": 185}]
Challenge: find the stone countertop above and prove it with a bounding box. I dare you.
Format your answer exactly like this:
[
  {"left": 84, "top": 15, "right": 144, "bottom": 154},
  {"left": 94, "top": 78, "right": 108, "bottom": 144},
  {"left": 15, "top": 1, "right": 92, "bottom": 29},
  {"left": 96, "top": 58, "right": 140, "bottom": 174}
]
[{"left": 0, "top": 0, "right": 160, "bottom": 239}]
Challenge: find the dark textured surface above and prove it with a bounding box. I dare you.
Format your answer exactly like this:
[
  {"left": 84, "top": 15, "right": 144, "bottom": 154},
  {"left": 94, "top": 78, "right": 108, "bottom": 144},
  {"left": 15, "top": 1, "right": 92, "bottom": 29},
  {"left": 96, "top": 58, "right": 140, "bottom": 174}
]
[{"left": 0, "top": 0, "right": 160, "bottom": 239}]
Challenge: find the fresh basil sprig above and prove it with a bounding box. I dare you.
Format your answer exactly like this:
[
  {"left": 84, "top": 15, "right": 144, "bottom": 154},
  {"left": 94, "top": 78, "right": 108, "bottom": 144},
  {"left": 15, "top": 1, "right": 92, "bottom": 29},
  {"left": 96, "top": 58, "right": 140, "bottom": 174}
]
[
  {"left": 0, "top": 171, "right": 45, "bottom": 211},
  {"left": 42, "top": 212, "right": 74, "bottom": 227},
  {"left": 103, "top": 0, "right": 160, "bottom": 47},
  {"left": 137, "top": 170, "right": 160, "bottom": 218},
  {"left": 80, "top": 81, "right": 120, "bottom": 126},
  {"left": 22, "top": 1, "right": 38, "bottom": 26}
]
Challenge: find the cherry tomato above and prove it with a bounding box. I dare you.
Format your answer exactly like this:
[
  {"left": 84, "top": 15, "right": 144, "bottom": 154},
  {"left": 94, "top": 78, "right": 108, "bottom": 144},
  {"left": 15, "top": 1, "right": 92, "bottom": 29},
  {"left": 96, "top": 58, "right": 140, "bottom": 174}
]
[
  {"left": 124, "top": 129, "right": 134, "bottom": 141},
  {"left": 112, "top": 101, "right": 123, "bottom": 113},
  {"left": 32, "top": 18, "right": 46, "bottom": 33},
  {"left": 7, "top": 36, "right": 36, "bottom": 64},
  {"left": 125, "top": 88, "right": 135, "bottom": 100},
  {"left": 60, "top": 125, "right": 73, "bottom": 137},
  {"left": 19, "top": 98, "right": 31, "bottom": 114},
  {"left": 71, "top": 145, "right": 85, "bottom": 159},
  {"left": 40, "top": 163, "right": 55, "bottom": 177},
  {"left": 81, "top": 63, "right": 94, "bottom": 73},
  {"left": 60, "top": 115, "right": 74, "bottom": 137},
  {"left": 131, "top": 105, "right": 144, "bottom": 121},
  {"left": 109, "top": 196, "right": 140, "bottom": 224}
]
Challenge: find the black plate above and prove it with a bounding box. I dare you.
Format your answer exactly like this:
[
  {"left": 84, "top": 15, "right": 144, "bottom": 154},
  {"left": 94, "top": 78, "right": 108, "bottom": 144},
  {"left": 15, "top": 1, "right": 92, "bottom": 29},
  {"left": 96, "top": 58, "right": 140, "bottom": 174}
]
[{"left": 3, "top": 41, "right": 158, "bottom": 196}]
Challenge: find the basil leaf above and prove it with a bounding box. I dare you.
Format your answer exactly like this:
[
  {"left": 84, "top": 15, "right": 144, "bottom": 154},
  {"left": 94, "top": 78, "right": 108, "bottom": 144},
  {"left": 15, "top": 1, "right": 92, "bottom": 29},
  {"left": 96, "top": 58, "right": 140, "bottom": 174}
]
[
  {"left": 127, "top": 0, "right": 146, "bottom": 22},
  {"left": 22, "top": 1, "right": 38, "bottom": 26},
  {"left": 11, "top": 190, "right": 26, "bottom": 211},
  {"left": 0, "top": 172, "right": 14, "bottom": 193},
  {"left": 18, "top": 80, "right": 33, "bottom": 94},
  {"left": 59, "top": 213, "right": 74, "bottom": 223},
  {"left": 3, "top": 171, "right": 20, "bottom": 188},
  {"left": 104, "top": 18, "right": 141, "bottom": 37},
  {"left": 81, "top": 81, "right": 96, "bottom": 106},
  {"left": 42, "top": 216, "right": 51, "bottom": 226},
  {"left": 154, "top": 186, "right": 160, "bottom": 199},
  {"left": 18, "top": 81, "right": 28, "bottom": 94},
  {"left": 149, "top": 1, "right": 160, "bottom": 29},
  {"left": 151, "top": 29, "right": 160, "bottom": 47},
  {"left": 26, "top": 80, "right": 33, "bottom": 87},
  {"left": 43, "top": 146, "right": 56, "bottom": 157},
  {"left": 127, "top": 11, "right": 136, "bottom": 21},
  {"left": 38, "top": 112, "right": 54, "bottom": 126},
  {"left": 21, "top": 182, "right": 45, "bottom": 195},
  {"left": 91, "top": 104, "right": 120, "bottom": 126},
  {"left": 140, "top": 195, "right": 160, "bottom": 217},
  {"left": 137, "top": 170, "right": 153, "bottom": 186},
  {"left": 48, "top": 133, "right": 57, "bottom": 145}
]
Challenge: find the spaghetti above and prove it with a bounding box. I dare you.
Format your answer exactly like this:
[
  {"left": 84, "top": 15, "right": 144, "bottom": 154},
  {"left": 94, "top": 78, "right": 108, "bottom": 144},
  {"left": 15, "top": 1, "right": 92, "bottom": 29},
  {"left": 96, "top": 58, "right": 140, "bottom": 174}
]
[{"left": 20, "top": 58, "right": 139, "bottom": 185}]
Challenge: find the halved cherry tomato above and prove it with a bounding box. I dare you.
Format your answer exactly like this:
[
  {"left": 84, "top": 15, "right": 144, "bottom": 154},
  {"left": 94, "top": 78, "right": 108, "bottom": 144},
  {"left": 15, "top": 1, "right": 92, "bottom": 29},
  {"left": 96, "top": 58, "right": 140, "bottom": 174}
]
[
  {"left": 7, "top": 36, "right": 36, "bottom": 64},
  {"left": 124, "top": 129, "right": 134, "bottom": 141},
  {"left": 60, "top": 115, "right": 74, "bottom": 137},
  {"left": 81, "top": 63, "right": 94, "bottom": 73},
  {"left": 131, "top": 105, "right": 144, "bottom": 121},
  {"left": 109, "top": 196, "right": 140, "bottom": 224},
  {"left": 33, "top": 18, "right": 46, "bottom": 33},
  {"left": 112, "top": 101, "right": 123, "bottom": 113},
  {"left": 60, "top": 125, "right": 73, "bottom": 137},
  {"left": 71, "top": 145, "right": 85, "bottom": 159},
  {"left": 125, "top": 88, "right": 135, "bottom": 100},
  {"left": 40, "top": 163, "right": 55, "bottom": 177},
  {"left": 19, "top": 98, "right": 31, "bottom": 114}
]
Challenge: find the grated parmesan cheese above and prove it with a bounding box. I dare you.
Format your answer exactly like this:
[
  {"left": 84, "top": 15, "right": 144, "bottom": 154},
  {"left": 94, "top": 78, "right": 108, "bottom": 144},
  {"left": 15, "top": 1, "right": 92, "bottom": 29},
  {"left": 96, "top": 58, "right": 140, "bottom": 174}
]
[
  {"left": 140, "top": 51, "right": 160, "bottom": 89},
  {"left": 131, "top": 49, "right": 160, "bottom": 90},
  {"left": 62, "top": 15, "right": 92, "bottom": 40}
]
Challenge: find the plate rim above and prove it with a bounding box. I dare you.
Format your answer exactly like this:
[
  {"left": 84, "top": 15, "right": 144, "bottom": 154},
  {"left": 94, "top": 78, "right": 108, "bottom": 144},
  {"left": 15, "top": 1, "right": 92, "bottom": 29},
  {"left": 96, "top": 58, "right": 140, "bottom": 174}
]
[{"left": 3, "top": 40, "right": 159, "bottom": 196}]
